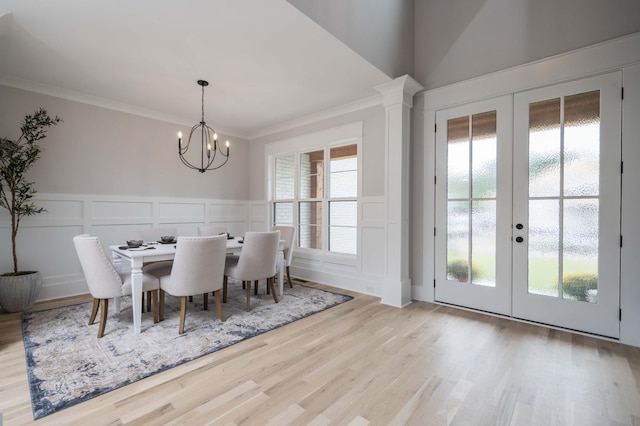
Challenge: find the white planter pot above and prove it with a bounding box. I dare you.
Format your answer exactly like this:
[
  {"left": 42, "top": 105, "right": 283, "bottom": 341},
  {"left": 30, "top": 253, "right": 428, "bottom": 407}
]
[{"left": 0, "top": 271, "right": 42, "bottom": 313}]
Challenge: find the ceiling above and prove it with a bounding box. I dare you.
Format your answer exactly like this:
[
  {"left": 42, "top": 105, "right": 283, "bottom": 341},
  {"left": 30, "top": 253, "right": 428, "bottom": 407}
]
[{"left": 0, "top": 0, "right": 391, "bottom": 139}]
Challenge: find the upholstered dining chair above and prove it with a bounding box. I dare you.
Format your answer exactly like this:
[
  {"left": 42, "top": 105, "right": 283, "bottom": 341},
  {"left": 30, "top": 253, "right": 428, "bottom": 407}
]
[
  {"left": 197, "top": 225, "right": 228, "bottom": 236},
  {"left": 223, "top": 230, "right": 280, "bottom": 312},
  {"left": 136, "top": 226, "right": 178, "bottom": 310},
  {"left": 146, "top": 235, "right": 227, "bottom": 334},
  {"left": 272, "top": 225, "right": 295, "bottom": 288},
  {"left": 73, "top": 234, "right": 160, "bottom": 338}
]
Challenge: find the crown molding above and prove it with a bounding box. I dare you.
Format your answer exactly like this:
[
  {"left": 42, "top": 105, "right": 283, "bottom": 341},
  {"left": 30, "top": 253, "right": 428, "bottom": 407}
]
[
  {"left": 0, "top": 72, "right": 385, "bottom": 141},
  {"left": 246, "top": 94, "right": 383, "bottom": 140},
  {"left": 0, "top": 74, "right": 246, "bottom": 138}
]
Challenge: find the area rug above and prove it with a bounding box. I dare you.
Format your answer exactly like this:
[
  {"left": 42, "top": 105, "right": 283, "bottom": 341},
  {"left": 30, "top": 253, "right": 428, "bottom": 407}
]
[{"left": 22, "top": 283, "right": 352, "bottom": 419}]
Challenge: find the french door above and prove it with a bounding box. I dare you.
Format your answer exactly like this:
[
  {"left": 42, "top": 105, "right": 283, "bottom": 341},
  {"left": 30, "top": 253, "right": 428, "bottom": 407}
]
[
  {"left": 435, "top": 72, "right": 622, "bottom": 338},
  {"left": 434, "top": 96, "right": 513, "bottom": 315}
]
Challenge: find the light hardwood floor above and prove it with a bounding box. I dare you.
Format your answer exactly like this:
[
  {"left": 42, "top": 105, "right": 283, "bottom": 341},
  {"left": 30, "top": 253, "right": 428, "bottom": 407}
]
[{"left": 1, "top": 281, "right": 640, "bottom": 425}]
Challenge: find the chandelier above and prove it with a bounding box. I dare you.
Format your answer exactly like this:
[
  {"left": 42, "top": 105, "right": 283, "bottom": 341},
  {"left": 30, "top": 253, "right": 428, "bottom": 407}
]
[{"left": 178, "top": 80, "right": 230, "bottom": 173}]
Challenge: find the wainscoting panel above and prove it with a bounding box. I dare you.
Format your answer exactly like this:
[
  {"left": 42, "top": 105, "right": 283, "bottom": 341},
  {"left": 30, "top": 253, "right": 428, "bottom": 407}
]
[
  {"left": 159, "top": 202, "right": 205, "bottom": 218},
  {"left": 92, "top": 200, "right": 154, "bottom": 219},
  {"left": 0, "top": 194, "right": 251, "bottom": 302}
]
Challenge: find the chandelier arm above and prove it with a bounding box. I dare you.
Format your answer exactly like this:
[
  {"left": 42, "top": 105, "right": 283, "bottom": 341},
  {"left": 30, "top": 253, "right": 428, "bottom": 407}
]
[{"left": 178, "top": 79, "right": 230, "bottom": 173}]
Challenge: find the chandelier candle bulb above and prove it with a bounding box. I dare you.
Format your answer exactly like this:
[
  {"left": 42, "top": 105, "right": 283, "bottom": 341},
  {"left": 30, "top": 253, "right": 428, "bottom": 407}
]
[{"left": 178, "top": 131, "right": 182, "bottom": 150}]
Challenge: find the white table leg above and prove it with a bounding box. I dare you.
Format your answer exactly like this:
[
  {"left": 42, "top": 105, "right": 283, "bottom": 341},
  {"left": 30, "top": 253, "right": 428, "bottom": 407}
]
[
  {"left": 277, "top": 251, "right": 285, "bottom": 296},
  {"left": 131, "top": 258, "right": 144, "bottom": 334}
]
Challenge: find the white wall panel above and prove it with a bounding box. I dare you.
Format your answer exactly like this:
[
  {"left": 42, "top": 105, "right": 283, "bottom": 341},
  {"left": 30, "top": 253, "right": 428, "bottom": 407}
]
[
  {"left": 92, "top": 200, "right": 153, "bottom": 219},
  {"left": 0, "top": 193, "right": 249, "bottom": 302},
  {"left": 159, "top": 202, "right": 205, "bottom": 218}
]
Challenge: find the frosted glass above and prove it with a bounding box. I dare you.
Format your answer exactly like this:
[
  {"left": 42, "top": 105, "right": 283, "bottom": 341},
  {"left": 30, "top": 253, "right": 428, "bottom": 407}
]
[
  {"left": 529, "top": 98, "right": 561, "bottom": 197},
  {"left": 564, "top": 91, "right": 600, "bottom": 197},
  {"left": 472, "top": 111, "right": 497, "bottom": 198},
  {"left": 563, "top": 199, "right": 599, "bottom": 302},
  {"left": 448, "top": 116, "right": 470, "bottom": 199},
  {"left": 528, "top": 200, "right": 560, "bottom": 297},
  {"left": 471, "top": 200, "right": 496, "bottom": 287},
  {"left": 447, "top": 200, "right": 469, "bottom": 282}
]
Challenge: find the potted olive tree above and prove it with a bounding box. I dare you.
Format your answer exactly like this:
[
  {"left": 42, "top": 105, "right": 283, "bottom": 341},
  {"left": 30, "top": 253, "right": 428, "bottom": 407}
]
[{"left": 0, "top": 108, "right": 61, "bottom": 312}]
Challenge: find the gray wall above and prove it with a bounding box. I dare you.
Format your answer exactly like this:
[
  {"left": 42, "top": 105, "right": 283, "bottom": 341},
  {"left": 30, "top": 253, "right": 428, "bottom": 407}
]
[
  {"left": 414, "top": 0, "right": 640, "bottom": 90},
  {"left": 249, "top": 105, "right": 386, "bottom": 201},
  {"left": 288, "top": 0, "right": 414, "bottom": 79},
  {"left": 0, "top": 85, "right": 250, "bottom": 200}
]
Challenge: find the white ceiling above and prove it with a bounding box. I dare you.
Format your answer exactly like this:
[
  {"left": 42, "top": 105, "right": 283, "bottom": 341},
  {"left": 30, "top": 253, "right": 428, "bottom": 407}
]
[{"left": 0, "top": 0, "right": 390, "bottom": 138}]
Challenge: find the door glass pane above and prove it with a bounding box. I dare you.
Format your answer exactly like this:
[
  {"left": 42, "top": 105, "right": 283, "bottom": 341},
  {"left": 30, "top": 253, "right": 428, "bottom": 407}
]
[
  {"left": 446, "top": 112, "right": 498, "bottom": 286},
  {"left": 472, "top": 111, "right": 497, "bottom": 198},
  {"left": 447, "top": 200, "right": 469, "bottom": 282},
  {"left": 527, "top": 90, "right": 602, "bottom": 303},
  {"left": 447, "top": 117, "right": 470, "bottom": 199},
  {"left": 563, "top": 199, "right": 598, "bottom": 303},
  {"left": 564, "top": 91, "right": 600, "bottom": 197},
  {"left": 300, "top": 150, "right": 324, "bottom": 199},
  {"left": 299, "top": 201, "right": 322, "bottom": 249},
  {"left": 528, "top": 200, "right": 560, "bottom": 296},
  {"left": 529, "top": 98, "right": 561, "bottom": 197},
  {"left": 471, "top": 200, "right": 496, "bottom": 287}
]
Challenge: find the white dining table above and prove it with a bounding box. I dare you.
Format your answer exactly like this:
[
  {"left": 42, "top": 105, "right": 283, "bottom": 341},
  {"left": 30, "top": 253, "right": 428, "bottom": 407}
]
[{"left": 110, "top": 237, "right": 285, "bottom": 334}]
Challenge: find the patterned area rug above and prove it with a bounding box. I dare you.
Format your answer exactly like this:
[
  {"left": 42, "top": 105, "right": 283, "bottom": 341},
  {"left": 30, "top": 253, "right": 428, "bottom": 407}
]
[{"left": 22, "top": 283, "right": 352, "bottom": 419}]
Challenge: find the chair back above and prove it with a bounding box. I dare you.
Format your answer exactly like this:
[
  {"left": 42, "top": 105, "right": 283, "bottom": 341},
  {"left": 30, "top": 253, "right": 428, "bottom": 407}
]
[
  {"left": 136, "top": 227, "right": 178, "bottom": 243},
  {"left": 164, "top": 235, "right": 227, "bottom": 296},
  {"left": 235, "top": 231, "right": 280, "bottom": 281},
  {"left": 197, "top": 225, "right": 228, "bottom": 236},
  {"left": 272, "top": 225, "right": 295, "bottom": 267},
  {"left": 73, "top": 234, "right": 123, "bottom": 299}
]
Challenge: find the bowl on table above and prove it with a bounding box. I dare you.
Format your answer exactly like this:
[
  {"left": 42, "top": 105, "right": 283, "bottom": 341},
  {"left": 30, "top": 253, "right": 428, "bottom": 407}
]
[
  {"left": 160, "top": 235, "right": 175, "bottom": 243},
  {"left": 126, "top": 240, "right": 144, "bottom": 248}
]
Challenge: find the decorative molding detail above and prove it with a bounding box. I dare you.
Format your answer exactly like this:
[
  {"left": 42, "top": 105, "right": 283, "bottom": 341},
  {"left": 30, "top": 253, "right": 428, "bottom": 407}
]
[
  {"left": 247, "top": 95, "right": 382, "bottom": 140},
  {"left": 0, "top": 74, "right": 242, "bottom": 138}
]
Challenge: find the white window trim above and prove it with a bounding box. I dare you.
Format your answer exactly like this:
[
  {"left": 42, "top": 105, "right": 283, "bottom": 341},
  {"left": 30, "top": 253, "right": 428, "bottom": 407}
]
[{"left": 266, "top": 122, "right": 363, "bottom": 264}]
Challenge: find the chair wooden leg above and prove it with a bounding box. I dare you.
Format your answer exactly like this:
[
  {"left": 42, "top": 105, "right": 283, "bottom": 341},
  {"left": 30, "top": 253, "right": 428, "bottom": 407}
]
[
  {"left": 266, "top": 279, "right": 270, "bottom": 295},
  {"left": 245, "top": 281, "right": 251, "bottom": 312},
  {"left": 189, "top": 295, "right": 193, "bottom": 302},
  {"left": 98, "top": 298, "right": 108, "bottom": 338},
  {"left": 151, "top": 289, "right": 159, "bottom": 323},
  {"left": 179, "top": 296, "right": 187, "bottom": 334},
  {"left": 268, "top": 277, "right": 278, "bottom": 303},
  {"left": 203, "top": 293, "right": 209, "bottom": 310},
  {"left": 146, "top": 290, "right": 152, "bottom": 312},
  {"left": 287, "top": 266, "right": 293, "bottom": 288},
  {"left": 223, "top": 276, "right": 228, "bottom": 303},
  {"left": 89, "top": 298, "right": 99, "bottom": 325},
  {"left": 254, "top": 280, "right": 259, "bottom": 295},
  {"left": 159, "top": 289, "right": 166, "bottom": 321},
  {"left": 214, "top": 290, "right": 225, "bottom": 322}
]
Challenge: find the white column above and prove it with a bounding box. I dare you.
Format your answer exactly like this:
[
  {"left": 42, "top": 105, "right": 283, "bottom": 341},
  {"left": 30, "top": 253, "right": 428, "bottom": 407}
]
[{"left": 375, "top": 75, "right": 423, "bottom": 307}]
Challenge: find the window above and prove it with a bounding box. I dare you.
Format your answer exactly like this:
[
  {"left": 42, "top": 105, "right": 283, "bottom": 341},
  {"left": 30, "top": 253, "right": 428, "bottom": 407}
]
[{"left": 272, "top": 143, "right": 358, "bottom": 255}]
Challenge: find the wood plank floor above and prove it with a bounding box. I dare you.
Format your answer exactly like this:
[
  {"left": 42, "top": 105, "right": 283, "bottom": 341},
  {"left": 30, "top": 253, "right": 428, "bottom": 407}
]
[{"left": 1, "top": 281, "right": 640, "bottom": 425}]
